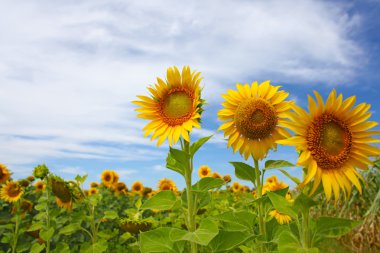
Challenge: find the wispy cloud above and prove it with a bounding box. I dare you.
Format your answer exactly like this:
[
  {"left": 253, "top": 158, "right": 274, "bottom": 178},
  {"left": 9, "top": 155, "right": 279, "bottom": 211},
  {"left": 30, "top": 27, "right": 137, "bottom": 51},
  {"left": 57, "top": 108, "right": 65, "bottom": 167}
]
[{"left": 0, "top": 0, "right": 366, "bottom": 174}]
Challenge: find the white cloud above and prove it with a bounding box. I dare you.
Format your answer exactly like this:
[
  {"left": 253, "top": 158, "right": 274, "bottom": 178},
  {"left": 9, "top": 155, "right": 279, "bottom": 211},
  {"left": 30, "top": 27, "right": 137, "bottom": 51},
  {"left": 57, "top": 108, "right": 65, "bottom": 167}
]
[
  {"left": 0, "top": 0, "right": 365, "bottom": 171},
  {"left": 60, "top": 166, "right": 86, "bottom": 175}
]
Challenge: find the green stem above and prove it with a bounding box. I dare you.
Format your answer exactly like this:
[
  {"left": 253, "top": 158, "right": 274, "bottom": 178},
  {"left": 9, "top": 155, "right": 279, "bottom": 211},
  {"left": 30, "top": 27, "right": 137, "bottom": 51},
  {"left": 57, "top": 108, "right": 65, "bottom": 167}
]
[
  {"left": 302, "top": 210, "right": 310, "bottom": 249},
  {"left": 90, "top": 205, "right": 97, "bottom": 246},
  {"left": 12, "top": 202, "right": 21, "bottom": 253},
  {"left": 46, "top": 181, "right": 51, "bottom": 253},
  {"left": 254, "top": 159, "right": 266, "bottom": 253},
  {"left": 183, "top": 139, "right": 197, "bottom": 253}
]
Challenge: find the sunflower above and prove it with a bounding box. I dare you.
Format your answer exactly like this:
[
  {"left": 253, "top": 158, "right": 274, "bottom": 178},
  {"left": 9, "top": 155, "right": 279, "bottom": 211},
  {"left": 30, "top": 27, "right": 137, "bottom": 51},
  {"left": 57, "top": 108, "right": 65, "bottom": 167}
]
[
  {"left": 90, "top": 182, "right": 99, "bottom": 188},
  {"left": 50, "top": 176, "right": 73, "bottom": 210},
  {"left": 218, "top": 81, "right": 293, "bottom": 160},
  {"left": 262, "top": 175, "right": 288, "bottom": 195},
  {"left": 223, "top": 174, "right": 232, "bottom": 183},
  {"left": 231, "top": 182, "right": 241, "bottom": 193},
  {"left": 157, "top": 178, "right": 177, "bottom": 192},
  {"left": 0, "top": 164, "right": 11, "bottom": 184},
  {"left": 113, "top": 182, "right": 127, "bottom": 195},
  {"left": 269, "top": 210, "right": 292, "bottom": 225},
  {"left": 12, "top": 199, "right": 33, "bottom": 217},
  {"left": 88, "top": 187, "right": 98, "bottom": 196},
  {"left": 101, "top": 170, "right": 118, "bottom": 187},
  {"left": 27, "top": 176, "right": 35, "bottom": 182},
  {"left": 133, "top": 66, "right": 204, "bottom": 146},
  {"left": 0, "top": 181, "right": 23, "bottom": 202},
  {"left": 55, "top": 197, "right": 72, "bottom": 210},
  {"left": 131, "top": 181, "right": 144, "bottom": 194},
  {"left": 198, "top": 165, "right": 211, "bottom": 178},
  {"left": 278, "top": 90, "right": 380, "bottom": 201},
  {"left": 34, "top": 181, "right": 46, "bottom": 192}
]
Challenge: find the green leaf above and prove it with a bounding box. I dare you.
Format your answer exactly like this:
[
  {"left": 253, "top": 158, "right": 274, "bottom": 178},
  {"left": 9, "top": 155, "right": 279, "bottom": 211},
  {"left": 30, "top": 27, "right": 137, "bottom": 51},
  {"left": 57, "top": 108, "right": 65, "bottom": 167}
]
[
  {"left": 55, "top": 242, "right": 70, "bottom": 253},
  {"left": 230, "top": 162, "right": 256, "bottom": 184},
  {"left": 218, "top": 211, "right": 256, "bottom": 232},
  {"left": 267, "top": 192, "right": 298, "bottom": 219},
  {"left": 119, "top": 232, "right": 132, "bottom": 244},
  {"left": 84, "top": 239, "right": 108, "bottom": 253},
  {"left": 140, "top": 227, "right": 185, "bottom": 253},
  {"left": 190, "top": 135, "right": 213, "bottom": 156},
  {"left": 280, "top": 169, "right": 301, "bottom": 185},
  {"left": 192, "top": 177, "right": 225, "bottom": 192},
  {"left": 166, "top": 153, "right": 185, "bottom": 176},
  {"left": 294, "top": 193, "right": 317, "bottom": 213},
  {"left": 278, "top": 230, "right": 319, "bottom": 253},
  {"left": 75, "top": 174, "right": 88, "bottom": 183},
  {"left": 103, "top": 210, "right": 119, "bottom": 220},
  {"left": 208, "top": 231, "right": 254, "bottom": 252},
  {"left": 265, "top": 160, "right": 295, "bottom": 170},
  {"left": 141, "top": 190, "right": 177, "bottom": 210},
  {"left": 171, "top": 218, "right": 219, "bottom": 246},
  {"left": 315, "top": 217, "right": 362, "bottom": 238},
  {"left": 27, "top": 222, "right": 44, "bottom": 232},
  {"left": 170, "top": 148, "right": 189, "bottom": 169},
  {"left": 30, "top": 243, "right": 45, "bottom": 253},
  {"left": 40, "top": 227, "right": 55, "bottom": 241},
  {"left": 59, "top": 223, "right": 81, "bottom": 235}
]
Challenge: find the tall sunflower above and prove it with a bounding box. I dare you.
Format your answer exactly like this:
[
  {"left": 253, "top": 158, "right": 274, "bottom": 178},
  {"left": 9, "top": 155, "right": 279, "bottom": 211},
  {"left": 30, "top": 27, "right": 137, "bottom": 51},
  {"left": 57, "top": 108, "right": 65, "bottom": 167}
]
[
  {"left": 133, "top": 66, "right": 204, "bottom": 146},
  {"left": 0, "top": 181, "right": 23, "bottom": 202},
  {"left": 218, "top": 81, "right": 293, "bottom": 160},
  {"left": 0, "top": 164, "right": 11, "bottom": 184},
  {"left": 278, "top": 90, "right": 380, "bottom": 200}
]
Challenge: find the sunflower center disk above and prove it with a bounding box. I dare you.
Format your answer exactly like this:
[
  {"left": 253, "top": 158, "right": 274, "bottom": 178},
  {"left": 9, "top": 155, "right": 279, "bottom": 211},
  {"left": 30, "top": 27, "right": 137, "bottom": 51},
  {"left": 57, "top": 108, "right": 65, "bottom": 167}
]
[
  {"left": 8, "top": 184, "right": 21, "bottom": 197},
  {"left": 234, "top": 98, "right": 278, "bottom": 140},
  {"left": 307, "top": 113, "right": 352, "bottom": 170},
  {"left": 162, "top": 91, "right": 193, "bottom": 125}
]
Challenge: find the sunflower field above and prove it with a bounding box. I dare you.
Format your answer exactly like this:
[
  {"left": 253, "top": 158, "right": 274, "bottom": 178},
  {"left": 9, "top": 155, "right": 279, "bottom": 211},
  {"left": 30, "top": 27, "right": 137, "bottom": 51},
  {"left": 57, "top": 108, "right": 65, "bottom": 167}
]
[{"left": 1, "top": 66, "right": 379, "bottom": 253}]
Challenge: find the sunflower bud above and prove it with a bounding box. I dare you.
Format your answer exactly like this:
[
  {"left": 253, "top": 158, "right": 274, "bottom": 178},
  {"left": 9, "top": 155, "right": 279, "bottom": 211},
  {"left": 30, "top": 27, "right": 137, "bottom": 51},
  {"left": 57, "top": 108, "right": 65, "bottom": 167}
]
[
  {"left": 120, "top": 218, "right": 152, "bottom": 234},
  {"left": 33, "top": 164, "right": 50, "bottom": 179}
]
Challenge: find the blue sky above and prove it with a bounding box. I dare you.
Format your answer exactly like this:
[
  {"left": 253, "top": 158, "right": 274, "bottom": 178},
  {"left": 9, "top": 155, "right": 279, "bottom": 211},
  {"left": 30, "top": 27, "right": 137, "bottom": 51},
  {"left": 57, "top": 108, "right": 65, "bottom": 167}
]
[{"left": 1, "top": 0, "right": 379, "bottom": 189}]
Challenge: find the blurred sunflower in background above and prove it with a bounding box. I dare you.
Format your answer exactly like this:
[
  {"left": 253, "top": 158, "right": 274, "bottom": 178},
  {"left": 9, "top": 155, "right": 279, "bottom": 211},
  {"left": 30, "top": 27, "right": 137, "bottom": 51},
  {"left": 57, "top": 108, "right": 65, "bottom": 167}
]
[
  {"left": 269, "top": 210, "right": 292, "bottom": 225},
  {"left": 223, "top": 174, "right": 231, "bottom": 183},
  {"left": 101, "top": 170, "right": 119, "bottom": 188},
  {"left": 278, "top": 90, "right": 380, "bottom": 200},
  {"left": 88, "top": 187, "right": 99, "bottom": 196},
  {"left": 34, "top": 181, "right": 46, "bottom": 192},
  {"left": 218, "top": 81, "right": 293, "bottom": 160},
  {"left": 231, "top": 182, "right": 241, "bottom": 193},
  {"left": 113, "top": 182, "right": 127, "bottom": 195},
  {"left": 158, "top": 178, "right": 177, "bottom": 192},
  {"left": 0, "top": 164, "right": 11, "bottom": 184},
  {"left": 0, "top": 181, "right": 23, "bottom": 202},
  {"left": 198, "top": 165, "right": 211, "bottom": 178},
  {"left": 131, "top": 181, "right": 144, "bottom": 194},
  {"left": 133, "top": 66, "right": 204, "bottom": 146}
]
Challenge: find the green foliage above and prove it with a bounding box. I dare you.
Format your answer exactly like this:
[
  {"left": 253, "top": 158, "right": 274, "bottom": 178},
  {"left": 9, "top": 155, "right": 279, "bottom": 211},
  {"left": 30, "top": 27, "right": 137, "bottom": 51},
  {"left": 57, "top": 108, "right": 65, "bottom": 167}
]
[
  {"left": 229, "top": 162, "right": 256, "bottom": 184},
  {"left": 140, "top": 227, "right": 185, "bottom": 253},
  {"left": 264, "top": 160, "right": 295, "bottom": 170},
  {"left": 141, "top": 190, "right": 177, "bottom": 210}
]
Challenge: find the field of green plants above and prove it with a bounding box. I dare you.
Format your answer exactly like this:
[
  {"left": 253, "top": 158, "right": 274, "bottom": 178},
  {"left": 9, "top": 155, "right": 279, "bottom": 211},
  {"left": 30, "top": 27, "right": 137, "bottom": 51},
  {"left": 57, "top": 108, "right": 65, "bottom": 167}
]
[{"left": 1, "top": 66, "right": 379, "bottom": 253}]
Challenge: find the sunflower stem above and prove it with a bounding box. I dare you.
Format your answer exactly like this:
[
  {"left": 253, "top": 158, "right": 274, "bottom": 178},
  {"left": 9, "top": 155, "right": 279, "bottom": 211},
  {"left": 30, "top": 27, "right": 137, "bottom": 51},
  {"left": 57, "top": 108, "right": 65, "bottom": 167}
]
[
  {"left": 254, "top": 158, "right": 266, "bottom": 253},
  {"left": 45, "top": 178, "right": 51, "bottom": 253},
  {"left": 183, "top": 139, "right": 197, "bottom": 253},
  {"left": 11, "top": 201, "right": 21, "bottom": 253},
  {"left": 302, "top": 209, "right": 310, "bottom": 249}
]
